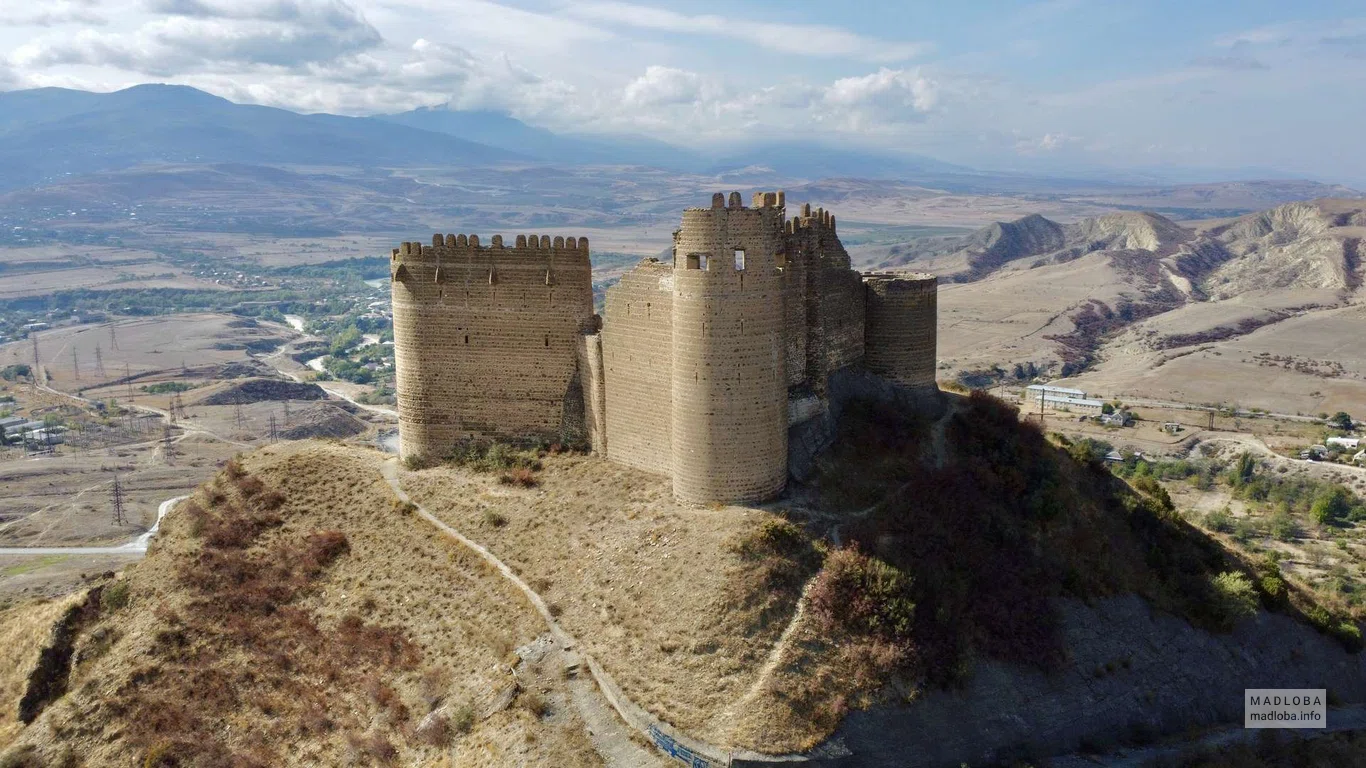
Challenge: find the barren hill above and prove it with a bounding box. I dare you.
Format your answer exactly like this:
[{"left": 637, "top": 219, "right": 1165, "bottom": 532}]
[
  {"left": 3, "top": 396, "right": 1364, "bottom": 766},
  {"left": 926, "top": 199, "right": 1366, "bottom": 400}
]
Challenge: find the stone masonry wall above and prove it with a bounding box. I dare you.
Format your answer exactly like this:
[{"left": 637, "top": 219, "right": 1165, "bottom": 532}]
[
  {"left": 601, "top": 260, "right": 674, "bottom": 475},
  {"left": 391, "top": 193, "right": 942, "bottom": 505},
  {"left": 390, "top": 234, "right": 594, "bottom": 460},
  {"left": 670, "top": 192, "right": 789, "bottom": 504},
  {"left": 786, "top": 207, "right": 865, "bottom": 392},
  {"left": 863, "top": 274, "right": 938, "bottom": 390}
]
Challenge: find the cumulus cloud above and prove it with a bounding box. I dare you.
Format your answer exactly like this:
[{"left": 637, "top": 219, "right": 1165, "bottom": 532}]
[
  {"left": 622, "top": 66, "right": 706, "bottom": 107},
  {"left": 819, "top": 67, "right": 938, "bottom": 128},
  {"left": 567, "top": 1, "right": 930, "bottom": 63},
  {"left": 12, "top": 0, "right": 381, "bottom": 74}
]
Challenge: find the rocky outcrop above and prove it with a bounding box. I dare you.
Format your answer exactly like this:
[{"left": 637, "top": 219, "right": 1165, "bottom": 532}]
[
  {"left": 198, "top": 378, "right": 328, "bottom": 405},
  {"left": 828, "top": 594, "right": 1364, "bottom": 767}
]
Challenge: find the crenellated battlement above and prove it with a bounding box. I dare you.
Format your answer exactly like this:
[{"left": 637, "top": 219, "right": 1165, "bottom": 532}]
[
  {"left": 391, "top": 233, "right": 590, "bottom": 262},
  {"left": 393, "top": 192, "right": 939, "bottom": 506},
  {"left": 786, "top": 202, "right": 837, "bottom": 234}
]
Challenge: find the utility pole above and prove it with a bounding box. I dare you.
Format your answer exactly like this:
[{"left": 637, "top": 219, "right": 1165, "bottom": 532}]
[
  {"left": 31, "top": 334, "right": 39, "bottom": 368},
  {"left": 125, "top": 364, "right": 135, "bottom": 402},
  {"left": 111, "top": 474, "right": 126, "bottom": 527},
  {"left": 1208, "top": 411, "right": 1215, "bottom": 431},
  {"left": 234, "top": 398, "right": 246, "bottom": 432},
  {"left": 282, "top": 399, "right": 291, "bottom": 426},
  {"left": 94, "top": 344, "right": 106, "bottom": 377},
  {"left": 268, "top": 413, "right": 278, "bottom": 443},
  {"left": 162, "top": 424, "right": 176, "bottom": 465},
  {"left": 71, "top": 346, "right": 80, "bottom": 380},
  {"left": 109, "top": 324, "right": 119, "bottom": 350}
]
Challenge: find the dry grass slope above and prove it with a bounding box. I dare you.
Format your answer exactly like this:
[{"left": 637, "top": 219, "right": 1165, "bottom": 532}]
[{"left": 0, "top": 442, "right": 603, "bottom": 768}]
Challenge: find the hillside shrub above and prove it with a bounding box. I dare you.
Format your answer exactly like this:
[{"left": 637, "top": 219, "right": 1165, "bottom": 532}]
[
  {"left": 1209, "top": 571, "right": 1259, "bottom": 629},
  {"left": 809, "top": 548, "right": 915, "bottom": 639},
  {"left": 816, "top": 391, "right": 1302, "bottom": 691},
  {"left": 101, "top": 580, "right": 131, "bottom": 611},
  {"left": 728, "top": 518, "right": 822, "bottom": 629}
]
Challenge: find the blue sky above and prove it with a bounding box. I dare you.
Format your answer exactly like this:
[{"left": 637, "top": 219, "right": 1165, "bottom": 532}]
[{"left": 1, "top": 0, "right": 1364, "bottom": 182}]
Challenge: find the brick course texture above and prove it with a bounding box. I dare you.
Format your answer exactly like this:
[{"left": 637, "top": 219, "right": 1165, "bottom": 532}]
[{"left": 391, "top": 194, "right": 939, "bottom": 505}]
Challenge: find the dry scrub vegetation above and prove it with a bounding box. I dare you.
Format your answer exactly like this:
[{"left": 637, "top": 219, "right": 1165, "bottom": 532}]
[
  {"left": 395, "top": 451, "right": 820, "bottom": 750},
  {"left": 734, "top": 394, "right": 1361, "bottom": 753},
  {"left": 0, "top": 442, "right": 602, "bottom": 767}
]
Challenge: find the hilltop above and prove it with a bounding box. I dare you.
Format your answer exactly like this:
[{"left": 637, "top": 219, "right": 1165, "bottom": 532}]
[
  {"left": 2, "top": 392, "right": 1362, "bottom": 766},
  {"left": 903, "top": 198, "right": 1365, "bottom": 407}
]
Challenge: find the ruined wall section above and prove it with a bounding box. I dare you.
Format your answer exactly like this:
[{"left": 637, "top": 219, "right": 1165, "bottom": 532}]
[
  {"left": 601, "top": 260, "right": 674, "bottom": 475},
  {"left": 390, "top": 234, "right": 594, "bottom": 460},
  {"left": 863, "top": 273, "right": 938, "bottom": 389},
  {"left": 670, "top": 192, "right": 788, "bottom": 504},
  {"left": 785, "top": 205, "right": 865, "bottom": 391}
]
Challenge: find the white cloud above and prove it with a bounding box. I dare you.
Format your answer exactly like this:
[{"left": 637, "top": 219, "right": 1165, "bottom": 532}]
[
  {"left": 566, "top": 1, "right": 930, "bottom": 63},
  {"left": 622, "top": 65, "right": 705, "bottom": 106},
  {"left": 818, "top": 67, "right": 938, "bottom": 129},
  {"left": 12, "top": 0, "right": 381, "bottom": 74},
  {"left": 0, "top": 0, "right": 106, "bottom": 27}
]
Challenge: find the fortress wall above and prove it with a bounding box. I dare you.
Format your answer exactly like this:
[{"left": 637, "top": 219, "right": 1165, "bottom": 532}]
[
  {"left": 670, "top": 196, "right": 789, "bottom": 504},
  {"left": 787, "top": 210, "right": 864, "bottom": 389},
  {"left": 390, "top": 236, "right": 594, "bottom": 459},
  {"left": 579, "top": 332, "right": 608, "bottom": 455},
  {"left": 863, "top": 274, "right": 938, "bottom": 389},
  {"left": 601, "top": 260, "right": 674, "bottom": 475}
]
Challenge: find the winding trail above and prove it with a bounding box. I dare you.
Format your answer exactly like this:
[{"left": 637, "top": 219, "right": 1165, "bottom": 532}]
[{"left": 379, "top": 458, "right": 832, "bottom": 767}]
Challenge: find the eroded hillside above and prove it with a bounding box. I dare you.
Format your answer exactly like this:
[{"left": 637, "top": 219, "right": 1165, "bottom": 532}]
[
  {"left": 0, "top": 443, "right": 607, "bottom": 767},
  {"left": 3, "top": 396, "right": 1364, "bottom": 766},
  {"left": 907, "top": 199, "right": 1366, "bottom": 402}
]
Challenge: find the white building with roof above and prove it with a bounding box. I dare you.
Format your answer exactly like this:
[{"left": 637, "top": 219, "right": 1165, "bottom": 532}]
[{"left": 1024, "top": 384, "right": 1104, "bottom": 414}]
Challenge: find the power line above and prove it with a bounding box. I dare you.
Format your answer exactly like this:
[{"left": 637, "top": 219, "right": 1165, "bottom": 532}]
[
  {"left": 111, "top": 474, "right": 126, "bottom": 527},
  {"left": 162, "top": 424, "right": 177, "bottom": 465}
]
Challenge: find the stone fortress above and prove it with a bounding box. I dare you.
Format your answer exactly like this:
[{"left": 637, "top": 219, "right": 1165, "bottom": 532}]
[{"left": 389, "top": 191, "right": 938, "bottom": 504}]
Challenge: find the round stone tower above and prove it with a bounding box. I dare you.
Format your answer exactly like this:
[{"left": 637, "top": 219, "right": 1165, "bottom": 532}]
[
  {"left": 669, "top": 192, "right": 789, "bottom": 505},
  {"left": 863, "top": 273, "right": 938, "bottom": 389}
]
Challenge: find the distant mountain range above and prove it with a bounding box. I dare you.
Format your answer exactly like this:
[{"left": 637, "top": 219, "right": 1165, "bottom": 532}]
[
  {"left": 1, "top": 84, "right": 1362, "bottom": 210},
  {"left": 0, "top": 85, "right": 528, "bottom": 190}
]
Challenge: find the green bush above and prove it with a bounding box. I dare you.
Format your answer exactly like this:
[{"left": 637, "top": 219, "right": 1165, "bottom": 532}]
[
  {"left": 1268, "top": 511, "right": 1302, "bottom": 541},
  {"left": 1131, "top": 475, "right": 1175, "bottom": 513},
  {"left": 1210, "top": 571, "right": 1259, "bottom": 628},
  {"left": 1311, "top": 486, "right": 1354, "bottom": 525},
  {"left": 1204, "top": 508, "right": 1235, "bottom": 533},
  {"left": 0, "top": 364, "right": 31, "bottom": 381},
  {"left": 101, "top": 580, "right": 132, "bottom": 611}
]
